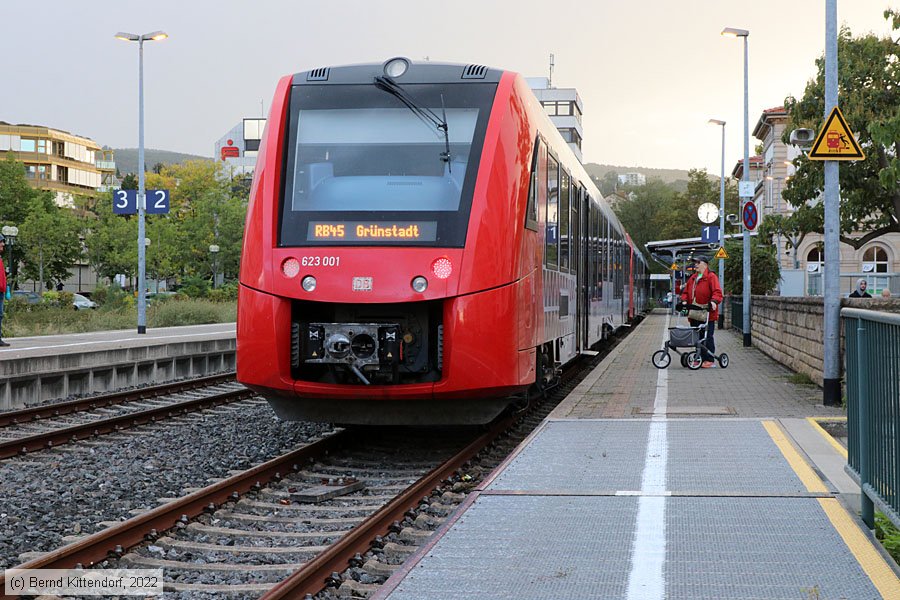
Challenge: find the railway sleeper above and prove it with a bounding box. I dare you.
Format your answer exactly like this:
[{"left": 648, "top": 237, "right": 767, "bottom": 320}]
[
  {"left": 215, "top": 510, "right": 364, "bottom": 527},
  {"left": 186, "top": 522, "right": 349, "bottom": 541},
  {"left": 398, "top": 526, "right": 433, "bottom": 545},
  {"left": 338, "top": 578, "right": 380, "bottom": 598},
  {"left": 362, "top": 557, "right": 399, "bottom": 579},
  {"left": 120, "top": 553, "right": 304, "bottom": 573},
  {"left": 235, "top": 498, "right": 383, "bottom": 515},
  {"left": 152, "top": 536, "right": 328, "bottom": 555}
]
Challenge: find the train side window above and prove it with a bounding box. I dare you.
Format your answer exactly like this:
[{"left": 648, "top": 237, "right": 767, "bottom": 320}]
[
  {"left": 559, "top": 169, "right": 570, "bottom": 272},
  {"left": 546, "top": 155, "right": 559, "bottom": 269},
  {"left": 524, "top": 137, "right": 540, "bottom": 231},
  {"left": 588, "top": 202, "right": 596, "bottom": 300},
  {"left": 595, "top": 203, "right": 603, "bottom": 300}
]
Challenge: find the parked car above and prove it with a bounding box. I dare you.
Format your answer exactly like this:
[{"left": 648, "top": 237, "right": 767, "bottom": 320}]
[
  {"left": 73, "top": 293, "right": 98, "bottom": 310},
  {"left": 11, "top": 290, "right": 41, "bottom": 304}
]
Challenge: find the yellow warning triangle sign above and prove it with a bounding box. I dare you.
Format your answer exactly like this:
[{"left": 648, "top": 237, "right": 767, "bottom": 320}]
[
  {"left": 670, "top": 262, "right": 678, "bottom": 271},
  {"left": 715, "top": 246, "right": 728, "bottom": 259},
  {"left": 808, "top": 107, "right": 865, "bottom": 161}
]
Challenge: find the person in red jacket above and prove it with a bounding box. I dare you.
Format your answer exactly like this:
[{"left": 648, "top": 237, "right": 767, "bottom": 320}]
[
  {"left": 0, "top": 234, "right": 7, "bottom": 346},
  {"left": 680, "top": 255, "right": 723, "bottom": 368}
]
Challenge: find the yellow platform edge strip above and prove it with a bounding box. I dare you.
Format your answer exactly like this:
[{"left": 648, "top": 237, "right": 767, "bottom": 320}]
[
  {"left": 762, "top": 420, "right": 827, "bottom": 493},
  {"left": 807, "top": 416, "right": 849, "bottom": 460},
  {"left": 818, "top": 498, "right": 900, "bottom": 598}
]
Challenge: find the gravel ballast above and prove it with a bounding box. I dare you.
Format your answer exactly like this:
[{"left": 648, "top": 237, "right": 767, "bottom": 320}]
[{"left": 0, "top": 399, "right": 332, "bottom": 569}]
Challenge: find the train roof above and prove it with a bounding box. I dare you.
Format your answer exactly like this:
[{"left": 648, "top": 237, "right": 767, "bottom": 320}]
[{"left": 292, "top": 58, "right": 505, "bottom": 86}]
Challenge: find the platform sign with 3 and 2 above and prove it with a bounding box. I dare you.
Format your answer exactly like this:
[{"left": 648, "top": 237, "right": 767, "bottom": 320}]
[{"left": 113, "top": 189, "right": 170, "bottom": 215}]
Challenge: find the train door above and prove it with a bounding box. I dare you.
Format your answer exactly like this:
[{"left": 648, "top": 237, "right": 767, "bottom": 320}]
[
  {"left": 571, "top": 185, "right": 582, "bottom": 351},
  {"left": 581, "top": 193, "right": 591, "bottom": 347}
]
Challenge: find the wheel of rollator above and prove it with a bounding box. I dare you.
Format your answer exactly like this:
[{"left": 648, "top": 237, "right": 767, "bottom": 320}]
[
  {"left": 686, "top": 352, "right": 703, "bottom": 370},
  {"left": 680, "top": 353, "right": 689, "bottom": 368},
  {"left": 652, "top": 350, "right": 671, "bottom": 369},
  {"left": 718, "top": 353, "right": 729, "bottom": 369}
]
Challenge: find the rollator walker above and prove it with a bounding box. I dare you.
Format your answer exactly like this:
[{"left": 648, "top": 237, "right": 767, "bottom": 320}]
[{"left": 651, "top": 303, "right": 729, "bottom": 370}]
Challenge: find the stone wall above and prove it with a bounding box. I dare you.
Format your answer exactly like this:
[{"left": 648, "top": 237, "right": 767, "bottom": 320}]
[{"left": 733, "top": 296, "right": 900, "bottom": 386}]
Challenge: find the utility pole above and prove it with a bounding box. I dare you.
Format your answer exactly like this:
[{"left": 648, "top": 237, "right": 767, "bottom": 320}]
[
  {"left": 822, "top": 0, "right": 841, "bottom": 406},
  {"left": 549, "top": 53, "right": 555, "bottom": 88}
]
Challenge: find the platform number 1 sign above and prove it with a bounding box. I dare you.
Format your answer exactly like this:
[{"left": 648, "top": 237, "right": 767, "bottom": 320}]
[{"left": 112, "top": 189, "right": 169, "bottom": 215}]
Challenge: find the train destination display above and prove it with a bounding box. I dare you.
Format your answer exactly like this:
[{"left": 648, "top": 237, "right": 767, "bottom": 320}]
[{"left": 308, "top": 221, "right": 437, "bottom": 242}]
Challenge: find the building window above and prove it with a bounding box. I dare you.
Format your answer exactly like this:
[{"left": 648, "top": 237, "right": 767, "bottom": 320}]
[
  {"left": 38, "top": 165, "right": 47, "bottom": 180},
  {"left": 37, "top": 139, "right": 47, "bottom": 153},
  {"left": 24, "top": 164, "right": 36, "bottom": 178},
  {"left": 20, "top": 139, "right": 36, "bottom": 152},
  {"left": 542, "top": 101, "right": 576, "bottom": 117},
  {"left": 806, "top": 245, "right": 824, "bottom": 273},
  {"left": 862, "top": 245, "right": 889, "bottom": 273}
]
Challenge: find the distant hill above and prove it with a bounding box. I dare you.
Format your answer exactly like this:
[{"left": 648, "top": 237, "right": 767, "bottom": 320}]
[
  {"left": 583, "top": 163, "right": 693, "bottom": 185},
  {"left": 112, "top": 148, "right": 211, "bottom": 175}
]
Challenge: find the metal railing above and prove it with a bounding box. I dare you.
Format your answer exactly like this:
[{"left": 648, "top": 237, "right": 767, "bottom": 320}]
[
  {"left": 843, "top": 307, "right": 900, "bottom": 529},
  {"left": 809, "top": 272, "right": 899, "bottom": 297},
  {"left": 730, "top": 297, "right": 744, "bottom": 331}
]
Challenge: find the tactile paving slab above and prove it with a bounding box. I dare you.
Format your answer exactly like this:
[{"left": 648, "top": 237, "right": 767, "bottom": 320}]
[
  {"left": 385, "top": 495, "right": 638, "bottom": 600},
  {"left": 486, "top": 420, "right": 650, "bottom": 492},
  {"left": 666, "top": 420, "right": 812, "bottom": 494},
  {"left": 665, "top": 497, "right": 880, "bottom": 599}
]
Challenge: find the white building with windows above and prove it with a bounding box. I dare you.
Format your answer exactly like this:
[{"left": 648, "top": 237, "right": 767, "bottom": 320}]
[
  {"left": 746, "top": 105, "right": 899, "bottom": 296},
  {"left": 617, "top": 172, "right": 646, "bottom": 187},
  {"left": 526, "top": 78, "right": 584, "bottom": 163},
  {"left": 214, "top": 118, "right": 266, "bottom": 177}
]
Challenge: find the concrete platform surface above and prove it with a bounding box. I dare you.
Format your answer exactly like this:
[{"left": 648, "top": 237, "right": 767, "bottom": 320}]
[
  {"left": 0, "top": 323, "right": 235, "bottom": 360},
  {"left": 375, "top": 313, "right": 898, "bottom": 600}
]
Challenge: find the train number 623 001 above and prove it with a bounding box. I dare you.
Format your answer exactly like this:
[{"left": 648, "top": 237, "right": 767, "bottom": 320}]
[{"left": 301, "top": 256, "right": 340, "bottom": 267}]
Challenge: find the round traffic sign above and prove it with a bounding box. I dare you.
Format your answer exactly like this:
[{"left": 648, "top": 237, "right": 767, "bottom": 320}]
[{"left": 742, "top": 201, "right": 758, "bottom": 230}]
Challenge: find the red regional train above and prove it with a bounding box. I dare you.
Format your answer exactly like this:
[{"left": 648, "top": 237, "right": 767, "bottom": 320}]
[{"left": 237, "top": 58, "right": 649, "bottom": 425}]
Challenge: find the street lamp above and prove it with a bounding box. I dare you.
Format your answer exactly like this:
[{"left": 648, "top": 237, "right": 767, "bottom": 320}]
[
  {"left": 116, "top": 30, "right": 168, "bottom": 334},
  {"left": 722, "top": 25, "right": 751, "bottom": 347},
  {"left": 708, "top": 119, "right": 726, "bottom": 290},
  {"left": 209, "top": 244, "right": 220, "bottom": 289},
  {"left": 1, "top": 226, "right": 17, "bottom": 296}
]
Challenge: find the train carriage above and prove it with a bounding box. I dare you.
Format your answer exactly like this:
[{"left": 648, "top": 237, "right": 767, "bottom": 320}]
[{"left": 237, "top": 58, "right": 648, "bottom": 425}]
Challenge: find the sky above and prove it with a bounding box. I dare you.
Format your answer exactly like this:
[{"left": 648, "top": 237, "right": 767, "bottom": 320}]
[{"left": 1, "top": 1, "right": 895, "bottom": 175}]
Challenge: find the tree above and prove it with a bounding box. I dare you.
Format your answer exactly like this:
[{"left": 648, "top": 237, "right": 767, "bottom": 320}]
[
  {"left": 120, "top": 173, "right": 138, "bottom": 190},
  {"left": 82, "top": 192, "right": 137, "bottom": 282},
  {"left": 0, "top": 154, "right": 48, "bottom": 286},
  {"left": 19, "top": 202, "right": 83, "bottom": 290},
  {"left": 723, "top": 237, "right": 781, "bottom": 295},
  {"left": 613, "top": 178, "right": 675, "bottom": 271},
  {"left": 782, "top": 14, "right": 900, "bottom": 248}
]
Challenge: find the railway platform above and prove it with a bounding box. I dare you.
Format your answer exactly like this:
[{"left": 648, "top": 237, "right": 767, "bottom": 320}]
[
  {"left": 374, "top": 310, "right": 900, "bottom": 599},
  {"left": 0, "top": 323, "right": 235, "bottom": 410}
]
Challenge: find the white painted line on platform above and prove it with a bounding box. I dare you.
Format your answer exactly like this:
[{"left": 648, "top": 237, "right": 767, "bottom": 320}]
[
  {"left": 625, "top": 310, "right": 669, "bottom": 600},
  {"left": 0, "top": 330, "right": 234, "bottom": 353}
]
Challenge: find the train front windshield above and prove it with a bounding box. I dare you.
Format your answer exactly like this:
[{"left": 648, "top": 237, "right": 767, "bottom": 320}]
[{"left": 280, "top": 83, "right": 497, "bottom": 247}]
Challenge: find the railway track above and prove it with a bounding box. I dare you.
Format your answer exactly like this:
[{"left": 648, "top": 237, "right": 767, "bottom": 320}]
[
  {"left": 0, "top": 374, "right": 251, "bottom": 459},
  {"left": 0, "top": 325, "right": 633, "bottom": 599}
]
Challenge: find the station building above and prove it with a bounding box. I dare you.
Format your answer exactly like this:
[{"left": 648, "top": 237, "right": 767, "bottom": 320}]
[
  {"left": 734, "top": 106, "right": 899, "bottom": 296},
  {"left": 0, "top": 122, "right": 116, "bottom": 207}
]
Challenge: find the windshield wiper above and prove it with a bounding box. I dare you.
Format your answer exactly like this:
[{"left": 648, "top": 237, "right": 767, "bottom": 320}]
[{"left": 374, "top": 75, "right": 452, "bottom": 171}]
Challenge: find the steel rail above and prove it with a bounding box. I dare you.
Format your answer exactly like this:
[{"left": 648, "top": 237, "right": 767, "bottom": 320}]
[
  {"left": 261, "top": 412, "right": 518, "bottom": 599},
  {"left": 0, "top": 431, "right": 349, "bottom": 600},
  {"left": 0, "top": 385, "right": 252, "bottom": 460},
  {"left": 0, "top": 372, "right": 236, "bottom": 428}
]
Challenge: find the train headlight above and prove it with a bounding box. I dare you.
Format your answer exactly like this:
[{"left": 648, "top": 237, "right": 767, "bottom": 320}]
[
  {"left": 301, "top": 275, "right": 317, "bottom": 292},
  {"left": 384, "top": 57, "right": 410, "bottom": 78},
  {"left": 282, "top": 258, "right": 300, "bottom": 278},
  {"left": 411, "top": 276, "right": 428, "bottom": 293},
  {"left": 431, "top": 257, "right": 452, "bottom": 280}
]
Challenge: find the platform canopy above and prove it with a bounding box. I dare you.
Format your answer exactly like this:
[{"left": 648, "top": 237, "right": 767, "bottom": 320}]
[{"left": 645, "top": 232, "right": 756, "bottom": 270}]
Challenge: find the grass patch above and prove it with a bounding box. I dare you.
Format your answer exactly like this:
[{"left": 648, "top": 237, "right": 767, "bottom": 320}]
[
  {"left": 876, "top": 513, "right": 900, "bottom": 564},
  {"left": 787, "top": 372, "right": 816, "bottom": 386},
  {"left": 4, "top": 299, "right": 236, "bottom": 337}
]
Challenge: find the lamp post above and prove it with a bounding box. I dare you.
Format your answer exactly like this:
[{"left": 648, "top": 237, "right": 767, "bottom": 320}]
[
  {"left": 722, "top": 26, "right": 751, "bottom": 347},
  {"left": 708, "top": 119, "right": 726, "bottom": 287},
  {"left": 115, "top": 30, "right": 168, "bottom": 334},
  {"left": 209, "top": 244, "right": 220, "bottom": 289},
  {"left": 1, "top": 226, "right": 17, "bottom": 296}
]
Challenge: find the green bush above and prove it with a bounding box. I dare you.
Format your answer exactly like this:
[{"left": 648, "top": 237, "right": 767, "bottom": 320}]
[
  {"left": 875, "top": 513, "right": 900, "bottom": 563},
  {"left": 4, "top": 298, "right": 236, "bottom": 336},
  {"left": 150, "top": 299, "right": 236, "bottom": 327},
  {"left": 92, "top": 283, "right": 130, "bottom": 310},
  {"left": 207, "top": 282, "right": 238, "bottom": 303},
  {"left": 177, "top": 275, "right": 211, "bottom": 299}
]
